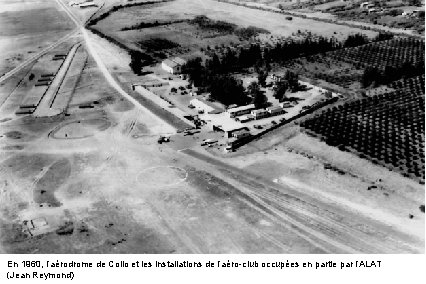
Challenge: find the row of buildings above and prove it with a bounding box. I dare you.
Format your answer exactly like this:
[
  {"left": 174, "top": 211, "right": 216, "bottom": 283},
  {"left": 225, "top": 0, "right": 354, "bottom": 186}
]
[
  {"left": 227, "top": 104, "right": 286, "bottom": 122},
  {"left": 359, "top": 2, "right": 424, "bottom": 16}
]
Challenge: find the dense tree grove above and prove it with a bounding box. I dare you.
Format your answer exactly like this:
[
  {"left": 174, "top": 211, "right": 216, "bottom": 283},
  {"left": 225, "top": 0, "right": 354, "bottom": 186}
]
[
  {"left": 344, "top": 33, "right": 369, "bottom": 48},
  {"left": 190, "top": 15, "right": 237, "bottom": 33},
  {"left": 273, "top": 80, "right": 289, "bottom": 102},
  {"left": 265, "top": 36, "right": 342, "bottom": 63},
  {"left": 361, "top": 60, "right": 425, "bottom": 87},
  {"left": 182, "top": 31, "right": 410, "bottom": 105},
  {"left": 373, "top": 32, "right": 394, "bottom": 42},
  {"left": 209, "top": 75, "right": 249, "bottom": 106},
  {"left": 283, "top": 70, "right": 300, "bottom": 92},
  {"left": 248, "top": 82, "right": 268, "bottom": 108},
  {"left": 272, "top": 70, "right": 299, "bottom": 102},
  {"left": 190, "top": 16, "right": 270, "bottom": 39},
  {"left": 129, "top": 50, "right": 145, "bottom": 75},
  {"left": 257, "top": 71, "right": 268, "bottom": 87},
  {"left": 182, "top": 57, "right": 249, "bottom": 106}
]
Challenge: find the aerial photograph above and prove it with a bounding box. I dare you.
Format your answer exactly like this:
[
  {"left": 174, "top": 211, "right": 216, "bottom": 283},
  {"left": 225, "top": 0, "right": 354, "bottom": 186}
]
[{"left": 0, "top": 0, "right": 424, "bottom": 254}]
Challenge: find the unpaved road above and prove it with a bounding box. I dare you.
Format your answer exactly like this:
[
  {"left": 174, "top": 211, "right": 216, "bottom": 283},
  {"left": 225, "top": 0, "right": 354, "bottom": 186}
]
[
  {"left": 0, "top": 0, "right": 422, "bottom": 254},
  {"left": 0, "top": 29, "right": 79, "bottom": 84},
  {"left": 53, "top": 0, "right": 177, "bottom": 132},
  {"left": 179, "top": 149, "right": 424, "bottom": 253}
]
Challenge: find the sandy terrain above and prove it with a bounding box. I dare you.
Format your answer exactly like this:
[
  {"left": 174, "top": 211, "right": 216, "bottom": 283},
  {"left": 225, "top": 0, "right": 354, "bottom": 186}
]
[
  {"left": 209, "top": 125, "right": 424, "bottom": 238},
  {"left": 0, "top": 0, "right": 75, "bottom": 76},
  {"left": 0, "top": 81, "right": 326, "bottom": 253},
  {"left": 0, "top": 0, "right": 423, "bottom": 255}
]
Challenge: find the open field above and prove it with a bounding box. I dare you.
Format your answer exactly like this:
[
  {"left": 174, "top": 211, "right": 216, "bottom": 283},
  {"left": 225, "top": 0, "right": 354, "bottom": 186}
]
[
  {"left": 0, "top": 0, "right": 424, "bottom": 255},
  {"left": 0, "top": 64, "right": 333, "bottom": 253},
  {"left": 220, "top": 0, "right": 425, "bottom": 36},
  {"left": 209, "top": 124, "right": 424, "bottom": 238},
  {"left": 93, "top": 0, "right": 378, "bottom": 45},
  {"left": 0, "top": 0, "right": 75, "bottom": 76}
]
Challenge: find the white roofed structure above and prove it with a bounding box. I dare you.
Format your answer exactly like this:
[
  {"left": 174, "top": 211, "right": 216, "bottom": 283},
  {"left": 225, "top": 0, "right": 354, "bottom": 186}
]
[{"left": 227, "top": 104, "right": 255, "bottom": 117}]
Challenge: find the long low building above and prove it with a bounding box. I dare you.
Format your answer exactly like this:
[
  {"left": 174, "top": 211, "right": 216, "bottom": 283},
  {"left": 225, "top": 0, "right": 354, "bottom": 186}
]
[
  {"left": 267, "top": 106, "right": 286, "bottom": 116},
  {"left": 78, "top": 2, "right": 98, "bottom": 8},
  {"left": 227, "top": 104, "right": 255, "bottom": 118}
]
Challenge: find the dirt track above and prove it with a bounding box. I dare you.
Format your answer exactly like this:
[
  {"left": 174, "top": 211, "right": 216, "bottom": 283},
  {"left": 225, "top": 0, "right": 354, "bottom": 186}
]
[
  {"left": 0, "top": 0, "right": 423, "bottom": 254},
  {"left": 179, "top": 149, "right": 424, "bottom": 253}
]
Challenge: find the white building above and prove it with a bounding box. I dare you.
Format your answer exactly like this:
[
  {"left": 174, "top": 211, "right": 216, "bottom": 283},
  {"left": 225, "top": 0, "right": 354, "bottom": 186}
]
[
  {"left": 69, "top": 1, "right": 85, "bottom": 6},
  {"left": 235, "top": 115, "right": 253, "bottom": 123},
  {"left": 360, "top": 2, "right": 369, "bottom": 8},
  {"left": 161, "top": 57, "right": 187, "bottom": 74},
  {"left": 251, "top": 109, "right": 269, "bottom": 120},
  {"left": 280, "top": 101, "right": 296, "bottom": 108},
  {"left": 267, "top": 106, "right": 285, "bottom": 116},
  {"left": 78, "top": 2, "right": 98, "bottom": 8}
]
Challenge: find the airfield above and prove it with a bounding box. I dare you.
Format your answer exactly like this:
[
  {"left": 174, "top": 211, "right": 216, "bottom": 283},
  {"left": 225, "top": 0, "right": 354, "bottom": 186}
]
[{"left": 0, "top": 0, "right": 424, "bottom": 254}]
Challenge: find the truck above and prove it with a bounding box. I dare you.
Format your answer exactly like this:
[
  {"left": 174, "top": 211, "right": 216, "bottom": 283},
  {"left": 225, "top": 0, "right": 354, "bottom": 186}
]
[
  {"left": 201, "top": 139, "right": 218, "bottom": 146},
  {"left": 157, "top": 136, "right": 170, "bottom": 144}
]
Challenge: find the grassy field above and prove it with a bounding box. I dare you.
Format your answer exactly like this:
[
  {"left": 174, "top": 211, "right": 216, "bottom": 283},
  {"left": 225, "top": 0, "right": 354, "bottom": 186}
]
[
  {"left": 94, "top": 0, "right": 377, "bottom": 46},
  {"left": 94, "top": 7, "right": 247, "bottom": 60}
]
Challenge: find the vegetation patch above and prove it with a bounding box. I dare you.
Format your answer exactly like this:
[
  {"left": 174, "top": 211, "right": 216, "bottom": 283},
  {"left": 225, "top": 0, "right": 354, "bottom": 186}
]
[
  {"left": 138, "top": 38, "right": 180, "bottom": 52},
  {"left": 301, "top": 75, "right": 425, "bottom": 183},
  {"left": 190, "top": 15, "right": 237, "bottom": 34},
  {"left": 4, "top": 131, "right": 23, "bottom": 139},
  {"left": 121, "top": 19, "right": 188, "bottom": 31}
]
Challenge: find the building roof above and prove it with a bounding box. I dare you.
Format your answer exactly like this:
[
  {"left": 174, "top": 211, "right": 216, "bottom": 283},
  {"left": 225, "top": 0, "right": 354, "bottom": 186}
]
[
  {"left": 172, "top": 57, "right": 186, "bottom": 65},
  {"left": 237, "top": 115, "right": 252, "bottom": 121},
  {"left": 267, "top": 106, "right": 284, "bottom": 112},
  {"left": 233, "top": 129, "right": 250, "bottom": 136},
  {"left": 79, "top": 2, "right": 97, "bottom": 7},
  {"left": 214, "top": 122, "right": 247, "bottom": 132},
  {"left": 162, "top": 59, "right": 178, "bottom": 68},
  {"left": 251, "top": 109, "right": 268, "bottom": 115},
  {"left": 228, "top": 104, "right": 255, "bottom": 114}
]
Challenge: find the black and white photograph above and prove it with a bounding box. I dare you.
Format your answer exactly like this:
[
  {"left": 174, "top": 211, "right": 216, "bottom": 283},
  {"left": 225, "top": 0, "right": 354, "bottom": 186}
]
[{"left": 0, "top": 0, "right": 424, "bottom": 259}]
